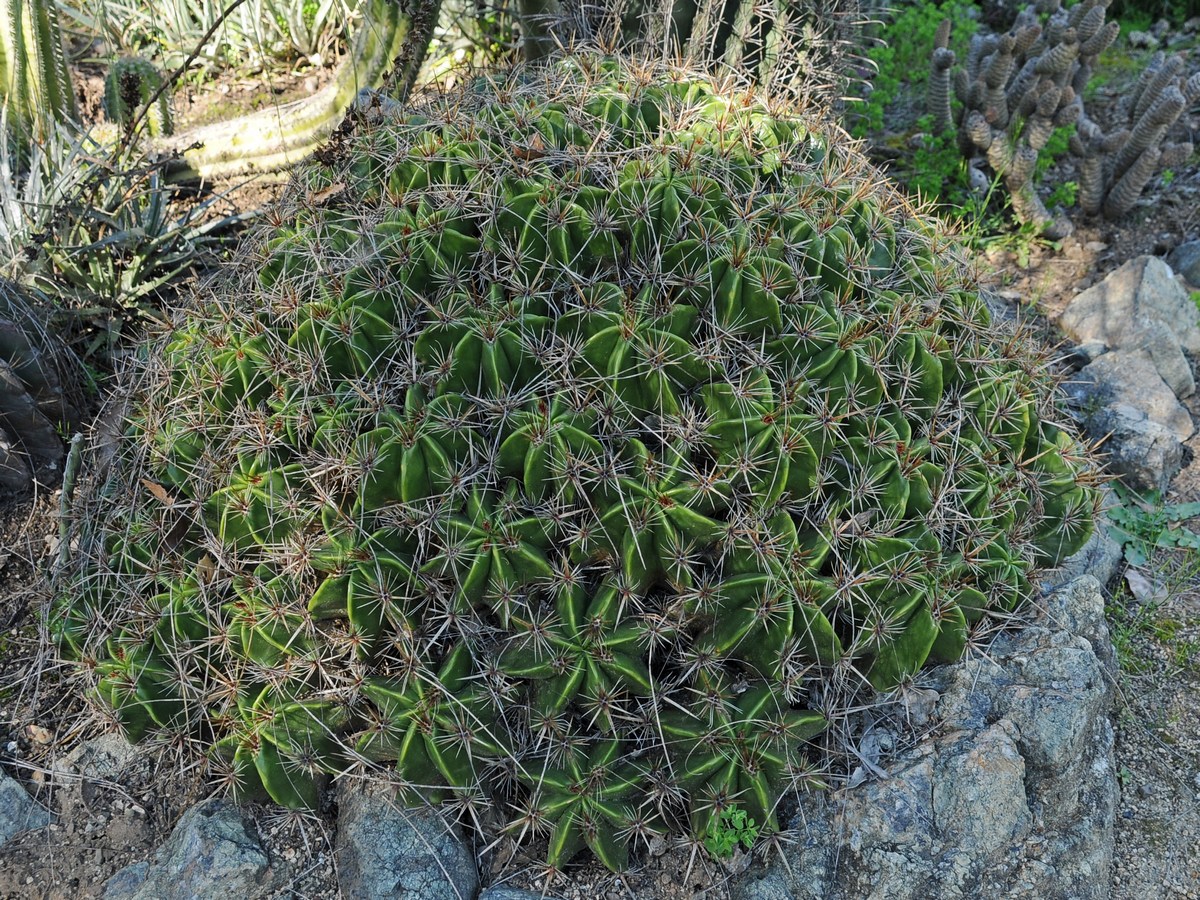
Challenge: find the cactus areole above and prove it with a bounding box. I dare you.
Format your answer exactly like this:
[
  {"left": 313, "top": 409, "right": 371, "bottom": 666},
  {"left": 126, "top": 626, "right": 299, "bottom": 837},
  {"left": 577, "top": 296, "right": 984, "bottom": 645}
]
[{"left": 57, "top": 56, "right": 1097, "bottom": 871}]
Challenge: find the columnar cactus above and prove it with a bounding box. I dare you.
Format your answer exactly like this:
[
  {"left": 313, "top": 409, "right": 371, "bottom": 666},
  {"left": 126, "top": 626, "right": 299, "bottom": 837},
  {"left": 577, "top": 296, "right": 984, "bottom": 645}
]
[
  {"left": 1074, "top": 51, "right": 1199, "bottom": 218},
  {"left": 104, "top": 56, "right": 174, "bottom": 138},
  {"left": 0, "top": 0, "right": 77, "bottom": 152},
  {"left": 56, "top": 55, "right": 1097, "bottom": 872},
  {"left": 931, "top": 0, "right": 1197, "bottom": 230}
]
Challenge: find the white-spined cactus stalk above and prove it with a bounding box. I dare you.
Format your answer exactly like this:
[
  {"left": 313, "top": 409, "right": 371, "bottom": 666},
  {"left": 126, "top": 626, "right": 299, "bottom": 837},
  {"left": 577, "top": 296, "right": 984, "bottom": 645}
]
[{"left": 0, "top": 0, "right": 77, "bottom": 152}]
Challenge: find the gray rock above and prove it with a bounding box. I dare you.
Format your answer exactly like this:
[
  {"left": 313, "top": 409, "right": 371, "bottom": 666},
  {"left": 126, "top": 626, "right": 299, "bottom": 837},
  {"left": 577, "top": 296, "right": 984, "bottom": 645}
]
[
  {"left": 733, "top": 576, "right": 1117, "bottom": 900},
  {"left": 1066, "top": 349, "right": 1192, "bottom": 493},
  {"left": 102, "top": 863, "right": 150, "bottom": 897},
  {"left": 0, "top": 433, "right": 31, "bottom": 492},
  {"left": 102, "top": 798, "right": 277, "bottom": 900},
  {"left": 60, "top": 733, "right": 139, "bottom": 785},
  {"left": 0, "top": 770, "right": 53, "bottom": 846},
  {"left": 336, "top": 782, "right": 478, "bottom": 900},
  {"left": 1127, "top": 29, "right": 1157, "bottom": 48},
  {"left": 1061, "top": 339, "right": 1109, "bottom": 370},
  {"left": 1059, "top": 256, "right": 1200, "bottom": 398},
  {"left": 1077, "top": 351, "right": 1194, "bottom": 440},
  {"left": 1136, "top": 315, "right": 1195, "bottom": 399},
  {"left": 1167, "top": 240, "right": 1200, "bottom": 287},
  {"left": 480, "top": 889, "right": 559, "bottom": 900}
]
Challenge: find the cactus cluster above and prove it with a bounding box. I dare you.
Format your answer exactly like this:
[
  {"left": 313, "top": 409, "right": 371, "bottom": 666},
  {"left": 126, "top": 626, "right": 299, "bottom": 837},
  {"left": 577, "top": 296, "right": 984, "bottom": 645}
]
[
  {"left": 929, "top": 0, "right": 1197, "bottom": 234},
  {"left": 56, "top": 56, "right": 1097, "bottom": 872},
  {"left": 1074, "top": 49, "right": 1199, "bottom": 219},
  {"left": 104, "top": 56, "right": 174, "bottom": 138}
]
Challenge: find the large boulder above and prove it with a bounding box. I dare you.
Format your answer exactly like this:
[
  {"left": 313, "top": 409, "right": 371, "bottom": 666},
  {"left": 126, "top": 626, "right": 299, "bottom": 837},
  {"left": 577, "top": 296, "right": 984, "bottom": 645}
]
[
  {"left": 103, "top": 799, "right": 278, "bottom": 899},
  {"left": 336, "top": 782, "right": 479, "bottom": 900}
]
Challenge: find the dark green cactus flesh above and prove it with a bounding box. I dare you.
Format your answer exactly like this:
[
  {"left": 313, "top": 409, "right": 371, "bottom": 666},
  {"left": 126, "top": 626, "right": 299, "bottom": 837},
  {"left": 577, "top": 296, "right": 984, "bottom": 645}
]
[
  {"left": 103, "top": 56, "right": 173, "bottom": 137},
  {"left": 56, "top": 56, "right": 1098, "bottom": 871}
]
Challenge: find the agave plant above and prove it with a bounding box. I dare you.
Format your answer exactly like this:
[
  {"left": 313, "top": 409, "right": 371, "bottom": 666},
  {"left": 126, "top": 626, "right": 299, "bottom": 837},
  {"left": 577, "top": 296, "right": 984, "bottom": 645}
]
[{"left": 56, "top": 55, "right": 1098, "bottom": 872}]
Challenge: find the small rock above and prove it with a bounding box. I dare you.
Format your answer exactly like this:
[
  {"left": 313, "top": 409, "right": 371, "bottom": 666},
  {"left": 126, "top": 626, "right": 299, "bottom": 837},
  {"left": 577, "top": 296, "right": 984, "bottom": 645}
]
[
  {"left": 480, "top": 888, "right": 558, "bottom": 900},
  {"left": 336, "top": 782, "right": 478, "bottom": 900},
  {"left": 1167, "top": 240, "right": 1200, "bottom": 287},
  {"left": 60, "top": 733, "right": 137, "bottom": 781},
  {"left": 1127, "top": 30, "right": 1157, "bottom": 48},
  {"left": 1066, "top": 349, "right": 1193, "bottom": 493},
  {"left": 0, "top": 771, "right": 53, "bottom": 847},
  {"left": 1059, "top": 256, "right": 1200, "bottom": 399},
  {"left": 102, "top": 798, "right": 277, "bottom": 900},
  {"left": 25, "top": 724, "right": 52, "bottom": 745},
  {"left": 1085, "top": 241, "right": 1109, "bottom": 253}
]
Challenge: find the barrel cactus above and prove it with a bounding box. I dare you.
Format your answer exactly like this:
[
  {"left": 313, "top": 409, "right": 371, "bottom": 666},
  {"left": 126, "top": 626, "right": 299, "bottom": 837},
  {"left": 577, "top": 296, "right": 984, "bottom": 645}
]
[{"left": 56, "top": 55, "right": 1097, "bottom": 872}]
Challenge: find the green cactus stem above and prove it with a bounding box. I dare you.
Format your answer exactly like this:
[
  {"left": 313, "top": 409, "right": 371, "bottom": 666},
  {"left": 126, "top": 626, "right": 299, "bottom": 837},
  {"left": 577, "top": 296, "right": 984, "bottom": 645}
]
[
  {"left": 0, "top": 0, "right": 77, "bottom": 151},
  {"left": 156, "top": 0, "right": 433, "bottom": 181}
]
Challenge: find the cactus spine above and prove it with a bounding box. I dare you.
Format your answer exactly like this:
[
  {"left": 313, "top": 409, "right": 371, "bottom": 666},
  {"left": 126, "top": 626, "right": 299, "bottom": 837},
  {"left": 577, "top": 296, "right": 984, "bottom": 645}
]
[{"left": 57, "top": 56, "right": 1098, "bottom": 873}]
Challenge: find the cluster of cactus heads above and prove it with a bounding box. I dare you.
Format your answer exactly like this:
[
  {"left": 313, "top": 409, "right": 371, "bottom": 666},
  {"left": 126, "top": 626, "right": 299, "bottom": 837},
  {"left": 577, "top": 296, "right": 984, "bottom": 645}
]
[
  {"left": 1, "top": 278, "right": 82, "bottom": 492},
  {"left": 0, "top": 0, "right": 77, "bottom": 153},
  {"left": 104, "top": 56, "right": 174, "bottom": 138},
  {"left": 1073, "top": 50, "right": 1199, "bottom": 218},
  {"left": 929, "top": 0, "right": 1197, "bottom": 233},
  {"left": 56, "top": 55, "right": 1098, "bottom": 872}
]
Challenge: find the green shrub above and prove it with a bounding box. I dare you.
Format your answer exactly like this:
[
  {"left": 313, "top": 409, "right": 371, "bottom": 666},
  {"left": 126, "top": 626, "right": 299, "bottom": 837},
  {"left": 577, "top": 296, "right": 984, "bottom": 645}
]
[{"left": 56, "top": 55, "right": 1098, "bottom": 872}]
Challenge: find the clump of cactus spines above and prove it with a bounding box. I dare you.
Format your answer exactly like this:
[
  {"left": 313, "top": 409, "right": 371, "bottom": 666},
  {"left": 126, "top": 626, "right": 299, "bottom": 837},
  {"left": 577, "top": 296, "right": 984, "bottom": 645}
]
[
  {"left": 930, "top": 0, "right": 1197, "bottom": 233},
  {"left": 103, "top": 56, "right": 174, "bottom": 138},
  {"left": 56, "top": 55, "right": 1098, "bottom": 873}
]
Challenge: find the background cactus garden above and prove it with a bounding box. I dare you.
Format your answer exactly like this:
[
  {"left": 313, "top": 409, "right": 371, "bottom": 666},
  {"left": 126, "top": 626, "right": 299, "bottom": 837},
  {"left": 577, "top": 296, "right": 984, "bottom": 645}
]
[{"left": 52, "top": 55, "right": 1098, "bottom": 872}]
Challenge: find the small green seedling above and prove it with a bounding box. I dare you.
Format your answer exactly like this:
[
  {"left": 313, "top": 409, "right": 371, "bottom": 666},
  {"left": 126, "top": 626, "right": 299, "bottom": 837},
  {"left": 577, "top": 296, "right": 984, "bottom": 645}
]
[
  {"left": 1106, "top": 484, "right": 1200, "bottom": 567},
  {"left": 704, "top": 807, "right": 759, "bottom": 858}
]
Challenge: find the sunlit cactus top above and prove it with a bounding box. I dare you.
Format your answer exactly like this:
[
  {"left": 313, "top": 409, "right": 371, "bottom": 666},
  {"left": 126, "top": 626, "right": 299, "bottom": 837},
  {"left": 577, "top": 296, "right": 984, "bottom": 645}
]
[{"left": 57, "top": 54, "right": 1098, "bottom": 873}]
